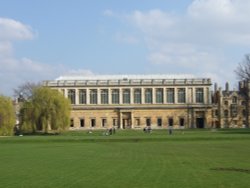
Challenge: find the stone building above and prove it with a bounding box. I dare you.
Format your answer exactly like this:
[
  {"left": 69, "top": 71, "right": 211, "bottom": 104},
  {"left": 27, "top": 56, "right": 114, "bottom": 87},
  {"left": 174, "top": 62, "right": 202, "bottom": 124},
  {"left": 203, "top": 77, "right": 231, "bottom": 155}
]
[
  {"left": 43, "top": 75, "right": 213, "bottom": 129},
  {"left": 211, "top": 81, "right": 250, "bottom": 128}
]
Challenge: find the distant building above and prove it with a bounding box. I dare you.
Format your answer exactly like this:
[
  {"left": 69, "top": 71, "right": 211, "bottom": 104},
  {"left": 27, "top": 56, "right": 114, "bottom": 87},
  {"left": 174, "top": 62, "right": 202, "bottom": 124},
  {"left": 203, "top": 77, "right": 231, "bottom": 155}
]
[
  {"left": 212, "top": 81, "right": 250, "bottom": 128},
  {"left": 43, "top": 75, "right": 213, "bottom": 129}
]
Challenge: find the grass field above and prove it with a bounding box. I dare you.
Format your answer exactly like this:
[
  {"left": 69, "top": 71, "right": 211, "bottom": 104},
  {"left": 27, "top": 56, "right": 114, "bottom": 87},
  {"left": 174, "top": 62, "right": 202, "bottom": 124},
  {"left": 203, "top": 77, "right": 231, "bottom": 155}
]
[{"left": 0, "top": 129, "right": 250, "bottom": 188}]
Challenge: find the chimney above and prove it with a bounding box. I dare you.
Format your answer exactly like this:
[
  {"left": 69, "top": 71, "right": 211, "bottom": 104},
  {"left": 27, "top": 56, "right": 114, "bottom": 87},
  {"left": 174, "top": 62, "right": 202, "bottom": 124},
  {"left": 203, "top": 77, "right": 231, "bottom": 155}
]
[
  {"left": 214, "top": 83, "right": 218, "bottom": 92},
  {"left": 225, "top": 82, "right": 229, "bottom": 92}
]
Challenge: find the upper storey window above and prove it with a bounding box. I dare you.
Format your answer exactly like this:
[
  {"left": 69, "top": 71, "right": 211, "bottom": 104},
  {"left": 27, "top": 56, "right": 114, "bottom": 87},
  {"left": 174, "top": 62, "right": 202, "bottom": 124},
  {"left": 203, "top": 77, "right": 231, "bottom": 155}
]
[
  {"left": 167, "top": 88, "right": 175, "bottom": 103},
  {"left": 79, "top": 89, "right": 86, "bottom": 104},
  {"left": 178, "top": 88, "right": 186, "bottom": 103},
  {"left": 156, "top": 88, "right": 163, "bottom": 104},
  {"left": 145, "top": 89, "right": 152, "bottom": 104},
  {"left": 196, "top": 88, "right": 204, "bottom": 103},
  {"left": 134, "top": 89, "right": 141, "bottom": 104},
  {"left": 68, "top": 89, "right": 75, "bottom": 104},
  {"left": 232, "top": 96, "right": 237, "bottom": 104},
  {"left": 90, "top": 89, "right": 97, "bottom": 104},
  {"left": 112, "top": 89, "right": 119, "bottom": 104},
  {"left": 123, "top": 89, "right": 130, "bottom": 104},
  {"left": 101, "top": 89, "right": 109, "bottom": 104}
]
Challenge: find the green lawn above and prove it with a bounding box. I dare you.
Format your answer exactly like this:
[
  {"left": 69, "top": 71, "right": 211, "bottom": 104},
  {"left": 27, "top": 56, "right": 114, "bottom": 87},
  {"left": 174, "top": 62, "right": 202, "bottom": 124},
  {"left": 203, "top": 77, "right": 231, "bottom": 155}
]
[{"left": 0, "top": 129, "right": 250, "bottom": 188}]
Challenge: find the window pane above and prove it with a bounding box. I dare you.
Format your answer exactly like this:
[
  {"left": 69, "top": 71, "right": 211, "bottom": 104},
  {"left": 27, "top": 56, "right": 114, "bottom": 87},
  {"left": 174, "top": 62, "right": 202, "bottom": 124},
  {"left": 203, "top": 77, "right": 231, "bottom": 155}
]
[
  {"left": 134, "top": 89, "right": 141, "bottom": 104},
  {"left": 112, "top": 89, "right": 119, "bottom": 104},
  {"left": 178, "top": 88, "right": 186, "bottom": 103},
  {"left": 196, "top": 88, "right": 204, "bottom": 103},
  {"left": 157, "top": 118, "right": 162, "bottom": 126},
  {"left": 145, "top": 89, "right": 152, "bottom": 104},
  {"left": 167, "top": 88, "right": 174, "bottom": 103},
  {"left": 123, "top": 89, "right": 130, "bottom": 104},
  {"left": 79, "top": 89, "right": 86, "bottom": 104},
  {"left": 90, "top": 89, "right": 97, "bottom": 104},
  {"left": 101, "top": 89, "right": 109, "bottom": 104},
  {"left": 156, "top": 88, "right": 163, "bottom": 103}
]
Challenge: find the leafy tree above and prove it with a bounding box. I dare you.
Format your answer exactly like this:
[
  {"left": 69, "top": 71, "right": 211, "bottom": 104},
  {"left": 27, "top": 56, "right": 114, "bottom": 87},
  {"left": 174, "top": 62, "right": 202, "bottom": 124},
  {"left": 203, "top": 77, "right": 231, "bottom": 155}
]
[
  {"left": 0, "top": 95, "right": 15, "bottom": 136},
  {"left": 20, "top": 87, "right": 71, "bottom": 134}
]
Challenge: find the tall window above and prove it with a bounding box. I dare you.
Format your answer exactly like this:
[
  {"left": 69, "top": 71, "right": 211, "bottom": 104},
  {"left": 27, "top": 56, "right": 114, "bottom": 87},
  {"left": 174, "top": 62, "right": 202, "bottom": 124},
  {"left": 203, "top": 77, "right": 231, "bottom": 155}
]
[
  {"left": 80, "top": 119, "right": 85, "bottom": 127},
  {"left": 156, "top": 88, "right": 163, "bottom": 103},
  {"left": 70, "top": 119, "right": 74, "bottom": 127},
  {"left": 146, "top": 118, "right": 151, "bottom": 126},
  {"left": 79, "top": 89, "right": 86, "bottom": 104},
  {"left": 178, "top": 88, "right": 186, "bottom": 103},
  {"left": 112, "top": 89, "right": 119, "bottom": 104},
  {"left": 68, "top": 89, "right": 75, "bottom": 104},
  {"left": 123, "top": 89, "right": 130, "bottom": 104},
  {"left": 113, "top": 118, "right": 118, "bottom": 126},
  {"left": 232, "top": 96, "right": 237, "bottom": 104},
  {"left": 145, "top": 89, "right": 152, "bottom": 104},
  {"left": 157, "top": 118, "right": 162, "bottom": 126},
  {"left": 167, "top": 88, "right": 175, "bottom": 103},
  {"left": 196, "top": 88, "right": 204, "bottom": 103},
  {"left": 134, "top": 89, "right": 141, "bottom": 104},
  {"left": 102, "top": 119, "right": 107, "bottom": 127},
  {"left": 90, "top": 89, "right": 97, "bottom": 104},
  {"left": 179, "top": 118, "right": 185, "bottom": 126},
  {"left": 91, "top": 119, "right": 96, "bottom": 127},
  {"left": 101, "top": 89, "right": 109, "bottom": 104},
  {"left": 168, "top": 118, "right": 173, "bottom": 126}
]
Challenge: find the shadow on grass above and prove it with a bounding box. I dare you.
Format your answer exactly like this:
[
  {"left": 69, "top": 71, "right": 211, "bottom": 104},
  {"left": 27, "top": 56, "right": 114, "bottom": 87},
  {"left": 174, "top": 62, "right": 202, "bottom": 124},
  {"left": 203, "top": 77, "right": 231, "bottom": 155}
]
[{"left": 210, "top": 167, "right": 250, "bottom": 174}]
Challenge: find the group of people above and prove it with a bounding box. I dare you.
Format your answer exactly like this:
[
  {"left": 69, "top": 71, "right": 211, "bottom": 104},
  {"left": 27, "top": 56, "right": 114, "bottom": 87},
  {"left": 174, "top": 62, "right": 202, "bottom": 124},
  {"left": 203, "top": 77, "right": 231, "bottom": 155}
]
[{"left": 104, "top": 127, "right": 116, "bottom": 136}]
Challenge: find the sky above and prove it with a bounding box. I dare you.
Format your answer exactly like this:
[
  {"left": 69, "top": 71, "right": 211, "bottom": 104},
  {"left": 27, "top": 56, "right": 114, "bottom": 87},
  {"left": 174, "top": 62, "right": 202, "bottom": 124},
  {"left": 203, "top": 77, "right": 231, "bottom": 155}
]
[{"left": 1, "top": 0, "right": 250, "bottom": 96}]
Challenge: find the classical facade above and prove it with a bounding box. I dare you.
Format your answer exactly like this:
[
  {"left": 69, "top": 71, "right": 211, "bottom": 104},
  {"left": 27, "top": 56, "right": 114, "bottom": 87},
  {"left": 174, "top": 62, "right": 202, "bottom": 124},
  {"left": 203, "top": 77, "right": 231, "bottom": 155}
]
[{"left": 43, "top": 75, "right": 213, "bottom": 129}]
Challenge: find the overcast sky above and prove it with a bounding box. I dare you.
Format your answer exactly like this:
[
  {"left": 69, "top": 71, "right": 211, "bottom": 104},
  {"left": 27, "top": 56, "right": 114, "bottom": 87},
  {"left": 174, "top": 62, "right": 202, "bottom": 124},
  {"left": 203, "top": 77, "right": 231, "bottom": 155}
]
[{"left": 1, "top": 0, "right": 250, "bottom": 96}]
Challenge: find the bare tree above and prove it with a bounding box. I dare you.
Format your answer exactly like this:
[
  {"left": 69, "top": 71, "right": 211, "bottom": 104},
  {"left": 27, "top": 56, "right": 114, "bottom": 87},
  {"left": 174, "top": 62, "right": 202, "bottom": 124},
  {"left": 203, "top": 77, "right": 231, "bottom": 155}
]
[
  {"left": 13, "top": 82, "right": 41, "bottom": 100},
  {"left": 235, "top": 54, "right": 250, "bottom": 128},
  {"left": 235, "top": 54, "right": 250, "bottom": 81}
]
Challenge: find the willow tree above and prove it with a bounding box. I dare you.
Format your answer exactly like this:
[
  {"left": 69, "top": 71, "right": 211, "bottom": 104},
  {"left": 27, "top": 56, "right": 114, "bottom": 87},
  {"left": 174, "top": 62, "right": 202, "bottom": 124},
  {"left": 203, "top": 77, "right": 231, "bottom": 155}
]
[
  {"left": 20, "top": 87, "right": 71, "bottom": 134},
  {"left": 0, "top": 95, "right": 15, "bottom": 136}
]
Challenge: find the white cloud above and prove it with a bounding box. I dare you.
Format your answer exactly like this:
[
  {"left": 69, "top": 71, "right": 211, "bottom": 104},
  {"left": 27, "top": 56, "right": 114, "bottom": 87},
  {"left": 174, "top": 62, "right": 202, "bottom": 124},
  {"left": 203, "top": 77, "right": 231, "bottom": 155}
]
[
  {"left": 106, "top": 0, "right": 250, "bottom": 84},
  {"left": 0, "top": 17, "right": 65, "bottom": 96},
  {"left": 0, "top": 18, "right": 34, "bottom": 41}
]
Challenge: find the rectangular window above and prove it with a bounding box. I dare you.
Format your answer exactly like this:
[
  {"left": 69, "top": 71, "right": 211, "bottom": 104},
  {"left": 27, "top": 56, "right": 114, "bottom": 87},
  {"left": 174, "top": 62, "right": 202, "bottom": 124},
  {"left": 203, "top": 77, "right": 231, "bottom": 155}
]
[
  {"left": 101, "top": 89, "right": 109, "bottom": 104},
  {"left": 168, "top": 118, "right": 173, "bottom": 126},
  {"left": 146, "top": 118, "right": 151, "bottom": 126},
  {"left": 156, "top": 88, "right": 163, "bottom": 103},
  {"left": 80, "top": 119, "right": 85, "bottom": 127},
  {"left": 90, "top": 89, "right": 97, "bottom": 104},
  {"left": 91, "top": 119, "right": 96, "bottom": 127},
  {"left": 135, "top": 118, "right": 140, "bottom": 126},
  {"left": 145, "top": 89, "right": 152, "bottom": 104},
  {"left": 179, "top": 118, "right": 184, "bottom": 126},
  {"left": 134, "top": 89, "right": 141, "bottom": 104},
  {"left": 167, "top": 88, "right": 175, "bottom": 103},
  {"left": 79, "top": 89, "right": 86, "bottom": 104},
  {"left": 196, "top": 88, "right": 204, "bottom": 103},
  {"left": 123, "top": 89, "right": 130, "bottom": 104},
  {"left": 178, "top": 88, "right": 186, "bottom": 103},
  {"left": 68, "top": 89, "right": 76, "bottom": 104},
  {"left": 113, "top": 118, "right": 118, "bottom": 126},
  {"left": 102, "top": 118, "right": 107, "bottom": 127},
  {"left": 157, "top": 118, "right": 162, "bottom": 126},
  {"left": 70, "top": 119, "right": 74, "bottom": 127},
  {"left": 112, "top": 89, "right": 119, "bottom": 104}
]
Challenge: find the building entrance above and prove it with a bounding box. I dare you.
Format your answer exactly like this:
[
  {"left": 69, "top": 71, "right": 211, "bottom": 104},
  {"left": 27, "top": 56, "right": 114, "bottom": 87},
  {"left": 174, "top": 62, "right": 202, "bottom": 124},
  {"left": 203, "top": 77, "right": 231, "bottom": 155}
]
[
  {"left": 196, "top": 118, "right": 205, "bottom": 128},
  {"left": 120, "top": 112, "right": 132, "bottom": 129}
]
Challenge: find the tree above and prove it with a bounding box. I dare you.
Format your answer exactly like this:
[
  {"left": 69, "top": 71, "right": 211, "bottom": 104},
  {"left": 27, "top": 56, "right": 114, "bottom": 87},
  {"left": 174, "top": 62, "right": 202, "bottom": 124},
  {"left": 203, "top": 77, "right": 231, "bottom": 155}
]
[
  {"left": 0, "top": 95, "right": 15, "bottom": 136},
  {"left": 20, "top": 87, "right": 71, "bottom": 134},
  {"left": 14, "top": 82, "right": 41, "bottom": 100},
  {"left": 235, "top": 54, "right": 250, "bottom": 128},
  {"left": 235, "top": 54, "right": 250, "bottom": 81}
]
